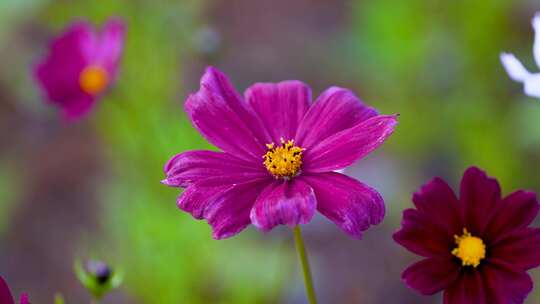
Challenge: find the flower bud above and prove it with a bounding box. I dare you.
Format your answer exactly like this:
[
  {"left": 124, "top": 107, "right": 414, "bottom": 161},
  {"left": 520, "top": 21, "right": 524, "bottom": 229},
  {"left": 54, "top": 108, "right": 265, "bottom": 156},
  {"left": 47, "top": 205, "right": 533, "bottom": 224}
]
[{"left": 74, "top": 259, "right": 122, "bottom": 300}]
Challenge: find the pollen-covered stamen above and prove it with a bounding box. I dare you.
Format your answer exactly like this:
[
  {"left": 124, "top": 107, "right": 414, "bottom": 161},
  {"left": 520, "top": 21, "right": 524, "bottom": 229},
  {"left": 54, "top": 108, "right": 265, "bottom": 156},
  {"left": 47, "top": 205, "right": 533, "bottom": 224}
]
[
  {"left": 79, "top": 65, "right": 109, "bottom": 95},
  {"left": 452, "top": 228, "right": 486, "bottom": 267},
  {"left": 263, "top": 138, "right": 304, "bottom": 178}
]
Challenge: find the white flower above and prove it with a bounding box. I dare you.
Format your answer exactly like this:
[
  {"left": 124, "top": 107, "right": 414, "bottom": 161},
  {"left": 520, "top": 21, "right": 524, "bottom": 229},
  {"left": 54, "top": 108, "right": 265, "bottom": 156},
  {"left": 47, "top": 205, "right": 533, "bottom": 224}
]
[{"left": 501, "top": 12, "right": 540, "bottom": 98}]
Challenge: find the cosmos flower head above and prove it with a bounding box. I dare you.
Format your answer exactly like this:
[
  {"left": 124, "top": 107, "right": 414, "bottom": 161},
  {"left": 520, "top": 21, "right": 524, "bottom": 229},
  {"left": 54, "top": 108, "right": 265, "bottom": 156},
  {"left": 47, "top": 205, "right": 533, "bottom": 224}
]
[
  {"left": 0, "top": 276, "right": 29, "bottom": 304},
  {"left": 393, "top": 167, "right": 540, "bottom": 304},
  {"left": 163, "top": 67, "right": 397, "bottom": 239},
  {"left": 500, "top": 12, "right": 540, "bottom": 98},
  {"left": 34, "top": 18, "right": 125, "bottom": 120}
]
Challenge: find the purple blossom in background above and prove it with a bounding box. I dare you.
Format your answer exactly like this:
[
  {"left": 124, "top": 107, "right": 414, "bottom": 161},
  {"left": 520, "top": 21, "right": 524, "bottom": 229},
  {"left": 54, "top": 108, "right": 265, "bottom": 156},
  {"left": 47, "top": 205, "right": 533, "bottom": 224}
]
[
  {"left": 34, "top": 18, "right": 125, "bottom": 120},
  {"left": 0, "top": 276, "right": 29, "bottom": 304},
  {"left": 163, "top": 67, "right": 397, "bottom": 239},
  {"left": 394, "top": 167, "right": 540, "bottom": 304}
]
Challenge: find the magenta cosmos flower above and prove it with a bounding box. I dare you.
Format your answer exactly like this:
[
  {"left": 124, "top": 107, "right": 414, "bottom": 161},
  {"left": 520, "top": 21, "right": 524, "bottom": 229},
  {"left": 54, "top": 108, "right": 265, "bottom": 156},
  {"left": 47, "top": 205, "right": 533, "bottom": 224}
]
[
  {"left": 393, "top": 167, "right": 540, "bottom": 304},
  {"left": 163, "top": 67, "right": 397, "bottom": 239},
  {"left": 34, "top": 18, "right": 125, "bottom": 120},
  {"left": 0, "top": 276, "right": 29, "bottom": 304}
]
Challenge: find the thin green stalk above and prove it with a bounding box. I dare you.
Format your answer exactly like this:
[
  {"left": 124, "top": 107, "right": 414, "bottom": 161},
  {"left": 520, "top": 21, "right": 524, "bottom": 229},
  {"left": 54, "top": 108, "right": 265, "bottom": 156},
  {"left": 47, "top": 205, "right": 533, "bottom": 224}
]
[{"left": 293, "top": 226, "right": 317, "bottom": 304}]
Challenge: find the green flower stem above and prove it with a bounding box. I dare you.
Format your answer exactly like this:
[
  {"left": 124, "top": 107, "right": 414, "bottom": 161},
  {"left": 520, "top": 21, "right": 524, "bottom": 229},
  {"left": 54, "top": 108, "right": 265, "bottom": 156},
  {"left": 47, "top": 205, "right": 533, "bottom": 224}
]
[{"left": 293, "top": 226, "right": 318, "bottom": 304}]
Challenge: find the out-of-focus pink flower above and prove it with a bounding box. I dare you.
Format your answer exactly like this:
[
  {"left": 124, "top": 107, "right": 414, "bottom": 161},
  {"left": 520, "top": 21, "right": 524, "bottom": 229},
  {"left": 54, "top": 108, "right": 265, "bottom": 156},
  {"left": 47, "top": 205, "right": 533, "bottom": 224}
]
[
  {"left": 34, "top": 18, "right": 125, "bottom": 120},
  {"left": 163, "top": 67, "right": 397, "bottom": 239},
  {"left": 0, "top": 276, "right": 29, "bottom": 304}
]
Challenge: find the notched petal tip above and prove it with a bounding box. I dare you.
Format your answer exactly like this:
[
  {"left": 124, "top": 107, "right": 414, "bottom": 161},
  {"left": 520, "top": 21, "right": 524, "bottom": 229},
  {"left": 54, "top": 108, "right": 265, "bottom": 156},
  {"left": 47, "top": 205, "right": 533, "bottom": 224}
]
[
  {"left": 204, "top": 65, "right": 221, "bottom": 75},
  {"left": 200, "top": 66, "right": 229, "bottom": 89},
  {"left": 463, "top": 166, "right": 487, "bottom": 179},
  {"left": 211, "top": 226, "right": 246, "bottom": 240},
  {"left": 302, "top": 172, "right": 384, "bottom": 239},
  {"left": 250, "top": 180, "right": 317, "bottom": 232},
  {"left": 198, "top": 66, "right": 241, "bottom": 100},
  {"left": 245, "top": 80, "right": 311, "bottom": 96},
  {"left": 461, "top": 166, "right": 501, "bottom": 190}
]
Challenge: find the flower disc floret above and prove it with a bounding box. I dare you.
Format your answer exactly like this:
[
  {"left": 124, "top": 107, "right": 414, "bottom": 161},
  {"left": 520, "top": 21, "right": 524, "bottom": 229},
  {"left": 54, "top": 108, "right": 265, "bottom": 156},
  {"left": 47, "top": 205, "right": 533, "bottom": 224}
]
[
  {"left": 79, "top": 65, "right": 109, "bottom": 95},
  {"left": 451, "top": 228, "right": 486, "bottom": 267},
  {"left": 263, "top": 139, "right": 303, "bottom": 178}
]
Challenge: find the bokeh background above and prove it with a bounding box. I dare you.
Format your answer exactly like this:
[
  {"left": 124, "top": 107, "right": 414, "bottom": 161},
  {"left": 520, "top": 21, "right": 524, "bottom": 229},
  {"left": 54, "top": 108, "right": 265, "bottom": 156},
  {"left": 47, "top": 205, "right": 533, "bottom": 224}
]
[{"left": 1, "top": 0, "right": 540, "bottom": 303}]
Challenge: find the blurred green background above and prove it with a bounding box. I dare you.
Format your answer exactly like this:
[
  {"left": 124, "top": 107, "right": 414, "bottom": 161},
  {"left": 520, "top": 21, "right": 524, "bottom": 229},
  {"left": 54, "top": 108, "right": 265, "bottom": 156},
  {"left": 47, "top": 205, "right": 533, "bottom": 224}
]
[{"left": 1, "top": 0, "right": 540, "bottom": 303}]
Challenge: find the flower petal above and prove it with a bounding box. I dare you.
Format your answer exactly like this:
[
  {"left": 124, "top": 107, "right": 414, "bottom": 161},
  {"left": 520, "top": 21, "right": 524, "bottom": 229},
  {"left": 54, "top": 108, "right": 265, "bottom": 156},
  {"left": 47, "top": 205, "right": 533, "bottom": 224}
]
[
  {"left": 301, "top": 172, "right": 384, "bottom": 239},
  {"left": 205, "top": 178, "right": 271, "bottom": 239},
  {"left": 178, "top": 177, "right": 270, "bottom": 239},
  {"left": 295, "top": 87, "right": 378, "bottom": 149},
  {"left": 61, "top": 95, "right": 96, "bottom": 120},
  {"left": 533, "top": 12, "right": 540, "bottom": 68},
  {"left": 393, "top": 208, "right": 455, "bottom": 258},
  {"left": 500, "top": 53, "right": 529, "bottom": 82},
  {"left": 402, "top": 258, "right": 459, "bottom": 295},
  {"left": 523, "top": 74, "right": 540, "bottom": 98},
  {"left": 163, "top": 150, "right": 266, "bottom": 188},
  {"left": 443, "top": 271, "right": 486, "bottom": 304},
  {"left": 412, "top": 177, "right": 462, "bottom": 237},
  {"left": 250, "top": 178, "right": 316, "bottom": 231},
  {"left": 245, "top": 81, "right": 311, "bottom": 143},
  {"left": 95, "top": 18, "right": 125, "bottom": 79},
  {"left": 459, "top": 167, "right": 501, "bottom": 236},
  {"left": 177, "top": 177, "right": 235, "bottom": 220},
  {"left": 302, "top": 115, "right": 397, "bottom": 172},
  {"left": 34, "top": 22, "right": 95, "bottom": 117},
  {"left": 481, "top": 259, "right": 533, "bottom": 304},
  {"left": 489, "top": 228, "right": 540, "bottom": 271},
  {"left": 0, "top": 276, "right": 14, "bottom": 304},
  {"left": 483, "top": 190, "right": 539, "bottom": 243},
  {"left": 185, "top": 67, "right": 269, "bottom": 161}
]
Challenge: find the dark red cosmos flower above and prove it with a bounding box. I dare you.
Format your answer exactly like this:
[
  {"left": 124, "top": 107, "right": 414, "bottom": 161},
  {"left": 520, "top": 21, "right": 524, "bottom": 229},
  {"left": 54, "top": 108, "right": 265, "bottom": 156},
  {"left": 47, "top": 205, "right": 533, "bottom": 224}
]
[
  {"left": 393, "top": 167, "right": 540, "bottom": 304},
  {"left": 0, "top": 276, "right": 29, "bottom": 304},
  {"left": 34, "top": 18, "right": 125, "bottom": 120}
]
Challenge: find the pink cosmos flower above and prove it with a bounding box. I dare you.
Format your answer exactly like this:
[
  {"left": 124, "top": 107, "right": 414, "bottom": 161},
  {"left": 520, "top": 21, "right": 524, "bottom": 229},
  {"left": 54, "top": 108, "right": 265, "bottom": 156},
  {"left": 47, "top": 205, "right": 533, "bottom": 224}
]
[
  {"left": 393, "top": 167, "right": 540, "bottom": 304},
  {"left": 34, "top": 18, "right": 125, "bottom": 120},
  {"left": 163, "top": 67, "right": 397, "bottom": 239},
  {"left": 0, "top": 276, "right": 29, "bottom": 304}
]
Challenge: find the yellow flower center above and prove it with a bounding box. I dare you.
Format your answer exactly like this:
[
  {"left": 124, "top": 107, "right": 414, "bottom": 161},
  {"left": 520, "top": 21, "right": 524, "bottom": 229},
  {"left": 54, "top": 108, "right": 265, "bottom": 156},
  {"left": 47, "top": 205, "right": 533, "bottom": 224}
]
[
  {"left": 263, "top": 139, "right": 304, "bottom": 178},
  {"left": 451, "top": 228, "right": 486, "bottom": 267},
  {"left": 79, "top": 65, "right": 109, "bottom": 95}
]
